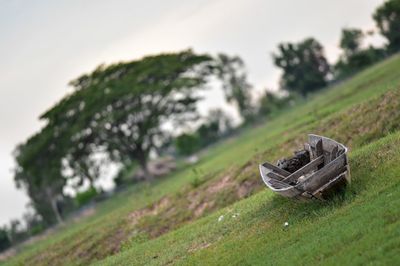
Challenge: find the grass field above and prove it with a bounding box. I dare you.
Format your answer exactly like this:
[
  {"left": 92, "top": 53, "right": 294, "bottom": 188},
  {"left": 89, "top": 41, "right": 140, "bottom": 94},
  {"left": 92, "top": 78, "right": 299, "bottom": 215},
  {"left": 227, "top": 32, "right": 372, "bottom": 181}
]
[{"left": 4, "top": 54, "right": 400, "bottom": 265}]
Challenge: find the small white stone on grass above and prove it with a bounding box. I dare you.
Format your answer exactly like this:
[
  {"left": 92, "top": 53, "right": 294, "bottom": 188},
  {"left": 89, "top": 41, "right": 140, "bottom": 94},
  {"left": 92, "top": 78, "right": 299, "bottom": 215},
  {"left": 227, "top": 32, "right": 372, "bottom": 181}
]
[
  {"left": 284, "top": 222, "right": 289, "bottom": 227},
  {"left": 218, "top": 215, "right": 224, "bottom": 222}
]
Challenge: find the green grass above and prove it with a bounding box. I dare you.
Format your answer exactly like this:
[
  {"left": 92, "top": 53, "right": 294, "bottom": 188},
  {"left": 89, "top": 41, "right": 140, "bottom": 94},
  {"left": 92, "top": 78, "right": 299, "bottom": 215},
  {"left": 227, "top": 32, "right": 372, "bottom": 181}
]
[
  {"left": 101, "top": 132, "right": 400, "bottom": 265},
  {"left": 4, "top": 54, "right": 400, "bottom": 265}
]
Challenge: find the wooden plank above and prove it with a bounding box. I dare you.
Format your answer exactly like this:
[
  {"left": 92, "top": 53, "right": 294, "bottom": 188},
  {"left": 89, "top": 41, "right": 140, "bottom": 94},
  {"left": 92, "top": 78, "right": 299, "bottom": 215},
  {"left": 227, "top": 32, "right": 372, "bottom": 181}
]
[
  {"left": 298, "top": 153, "right": 347, "bottom": 192},
  {"left": 304, "top": 143, "right": 311, "bottom": 153},
  {"left": 315, "top": 139, "right": 323, "bottom": 169},
  {"left": 278, "top": 187, "right": 304, "bottom": 198},
  {"left": 315, "top": 139, "right": 323, "bottom": 156},
  {"left": 304, "top": 143, "right": 312, "bottom": 161},
  {"left": 261, "top": 161, "right": 291, "bottom": 177},
  {"left": 268, "top": 178, "right": 290, "bottom": 189},
  {"left": 330, "top": 146, "right": 338, "bottom": 162},
  {"left": 266, "top": 171, "right": 285, "bottom": 181},
  {"left": 312, "top": 172, "right": 347, "bottom": 199},
  {"left": 282, "top": 155, "right": 324, "bottom": 183},
  {"left": 310, "top": 146, "right": 315, "bottom": 160}
]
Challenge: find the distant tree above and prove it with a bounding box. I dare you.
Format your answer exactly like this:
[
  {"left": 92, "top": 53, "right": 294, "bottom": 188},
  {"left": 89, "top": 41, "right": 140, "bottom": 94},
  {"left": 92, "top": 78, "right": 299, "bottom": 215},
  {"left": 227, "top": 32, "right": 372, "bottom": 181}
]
[
  {"left": 214, "top": 54, "right": 254, "bottom": 120},
  {"left": 40, "top": 51, "right": 213, "bottom": 181},
  {"left": 174, "top": 109, "right": 232, "bottom": 156},
  {"left": 258, "top": 91, "right": 292, "bottom": 116},
  {"left": 175, "top": 133, "right": 201, "bottom": 156},
  {"left": 273, "top": 38, "right": 331, "bottom": 96},
  {"left": 21, "top": 205, "right": 45, "bottom": 236},
  {"left": 373, "top": 0, "right": 400, "bottom": 53},
  {"left": 197, "top": 111, "right": 225, "bottom": 147},
  {"left": 0, "top": 227, "right": 11, "bottom": 252},
  {"left": 335, "top": 28, "right": 386, "bottom": 79},
  {"left": 14, "top": 127, "right": 66, "bottom": 225},
  {"left": 206, "top": 109, "right": 233, "bottom": 134},
  {"left": 339, "top": 28, "right": 364, "bottom": 57},
  {"left": 7, "top": 219, "right": 27, "bottom": 245}
]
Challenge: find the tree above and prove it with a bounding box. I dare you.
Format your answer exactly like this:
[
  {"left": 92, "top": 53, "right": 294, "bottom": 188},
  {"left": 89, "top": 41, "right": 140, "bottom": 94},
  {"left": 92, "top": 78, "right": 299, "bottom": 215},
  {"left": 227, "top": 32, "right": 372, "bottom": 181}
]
[
  {"left": 63, "top": 144, "right": 107, "bottom": 190},
  {"left": 7, "top": 219, "right": 27, "bottom": 245},
  {"left": 175, "top": 133, "right": 201, "bottom": 156},
  {"left": 258, "top": 91, "right": 292, "bottom": 116},
  {"left": 214, "top": 54, "right": 254, "bottom": 120},
  {"left": 14, "top": 127, "right": 66, "bottom": 225},
  {"left": 0, "top": 227, "right": 11, "bottom": 252},
  {"left": 373, "top": 0, "right": 400, "bottom": 53},
  {"left": 334, "top": 28, "right": 386, "bottom": 79},
  {"left": 273, "top": 38, "right": 331, "bottom": 96},
  {"left": 22, "top": 206, "right": 45, "bottom": 236},
  {"left": 174, "top": 109, "right": 232, "bottom": 156},
  {"left": 339, "top": 28, "right": 364, "bottom": 57},
  {"left": 40, "top": 50, "right": 213, "bottom": 181},
  {"left": 197, "top": 109, "right": 232, "bottom": 147},
  {"left": 206, "top": 109, "right": 232, "bottom": 134}
]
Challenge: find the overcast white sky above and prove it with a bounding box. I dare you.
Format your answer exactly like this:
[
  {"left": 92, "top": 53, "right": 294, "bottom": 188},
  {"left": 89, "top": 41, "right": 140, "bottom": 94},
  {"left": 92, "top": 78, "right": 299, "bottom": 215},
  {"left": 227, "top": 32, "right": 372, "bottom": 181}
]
[{"left": 0, "top": 0, "right": 384, "bottom": 225}]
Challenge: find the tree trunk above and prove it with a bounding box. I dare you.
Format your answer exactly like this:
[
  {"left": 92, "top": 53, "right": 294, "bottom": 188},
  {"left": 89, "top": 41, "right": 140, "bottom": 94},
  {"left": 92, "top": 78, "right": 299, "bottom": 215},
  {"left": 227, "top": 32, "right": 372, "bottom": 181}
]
[
  {"left": 50, "top": 198, "right": 64, "bottom": 225},
  {"left": 137, "top": 153, "right": 153, "bottom": 182},
  {"left": 45, "top": 188, "right": 64, "bottom": 224}
]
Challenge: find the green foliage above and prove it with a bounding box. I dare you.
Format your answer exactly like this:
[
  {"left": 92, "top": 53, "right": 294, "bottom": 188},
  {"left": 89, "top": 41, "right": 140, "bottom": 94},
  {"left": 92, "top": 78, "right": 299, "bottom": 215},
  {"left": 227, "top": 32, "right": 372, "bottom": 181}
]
[
  {"left": 334, "top": 28, "right": 386, "bottom": 79},
  {"left": 22, "top": 208, "right": 45, "bottom": 237},
  {"left": 13, "top": 126, "right": 67, "bottom": 225},
  {"left": 11, "top": 50, "right": 244, "bottom": 232},
  {"left": 198, "top": 121, "right": 219, "bottom": 146},
  {"left": 258, "top": 91, "right": 295, "bottom": 117},
  {"left": 273, "top": 37, "right": 330, "bottom": 96},
  {"left": 339, "top": 28, "right": 364, "bottom": 57},
  {"left": 0, "top": 227, "right": 11, "bottom": 252},
  {"left": 175, "top": 109, "right": 232, "bottom": 156},
  {"left": 189, "top": 177, "right": 202, "bottom": 188},
  {"left": 373, "top": 0, "right": 400, "bottom": 53},
  {"left": 113, "top": 163, "right": 139, "bottom": 187},
  {"left": 40, "top": 50, "right": 213, "bottom": 182},
  {"left": 175, "top": 133, "right": 200, "bottom": 156},
  {"left": 75, "top": 187, "right": 98, "bottom": 207},
  {"left": 214, "top": 54, "right": 254, "bottom": 119}
]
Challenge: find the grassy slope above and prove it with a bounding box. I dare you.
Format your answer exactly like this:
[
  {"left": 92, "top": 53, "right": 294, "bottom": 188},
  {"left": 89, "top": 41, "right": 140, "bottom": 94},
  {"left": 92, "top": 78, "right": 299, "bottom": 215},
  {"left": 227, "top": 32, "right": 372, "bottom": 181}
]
[
  {"left": 5, "top": 54, "right": 400, "bottom": 265},
  {"left": 103, "top": 132, "right": 400, "bottom": 265}
]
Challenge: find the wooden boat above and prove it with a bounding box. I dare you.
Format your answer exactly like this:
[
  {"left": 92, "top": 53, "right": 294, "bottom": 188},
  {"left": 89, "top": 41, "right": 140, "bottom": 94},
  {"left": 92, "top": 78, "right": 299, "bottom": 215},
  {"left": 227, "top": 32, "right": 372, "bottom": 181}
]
[{"left": 259, "top": 134, "right": 350, "bottom": 200}]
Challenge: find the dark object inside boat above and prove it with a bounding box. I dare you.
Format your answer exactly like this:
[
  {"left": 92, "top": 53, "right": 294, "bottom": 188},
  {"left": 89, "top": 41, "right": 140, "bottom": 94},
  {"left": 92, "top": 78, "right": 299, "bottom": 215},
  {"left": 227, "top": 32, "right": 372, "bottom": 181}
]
[{"left": 277, "top": 150, "right": 310, "bottom": 173}]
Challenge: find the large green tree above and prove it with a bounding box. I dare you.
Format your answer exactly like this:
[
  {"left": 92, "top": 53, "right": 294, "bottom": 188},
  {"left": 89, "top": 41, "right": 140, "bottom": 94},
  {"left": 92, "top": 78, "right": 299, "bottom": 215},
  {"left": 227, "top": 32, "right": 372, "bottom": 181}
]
[
  {"left": 40, "top": 50, "right": 213, "bottom": 181},
  {"left": 373, "top": 0, "right": 400, "bottom": 54},
  {"left": 273, "top": 38, "right": 330, "bottom": 96}
]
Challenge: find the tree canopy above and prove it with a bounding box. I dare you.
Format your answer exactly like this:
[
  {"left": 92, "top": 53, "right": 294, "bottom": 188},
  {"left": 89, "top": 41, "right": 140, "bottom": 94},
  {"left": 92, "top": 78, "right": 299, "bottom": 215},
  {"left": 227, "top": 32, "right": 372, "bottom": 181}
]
[
  {"left": 214, "top": 54, "right": 253, "bottom": 119},
  {"left": 373, "top": 0, "right": 400, "bottom": 54},
  {"left": 339, "top": 28, "right": 364, "bottom": 57},
  {"left": 273, "top": 38, "right": 330, "bottom": 96},
  {"left": 14, "top": 127, "right": 66, "bottom": 225},
  {"left": 334, "top": 28, "right": 386, "bottom": 79},
  {"left": 40, "top": 50, "right": 213, "bottom": 181}
]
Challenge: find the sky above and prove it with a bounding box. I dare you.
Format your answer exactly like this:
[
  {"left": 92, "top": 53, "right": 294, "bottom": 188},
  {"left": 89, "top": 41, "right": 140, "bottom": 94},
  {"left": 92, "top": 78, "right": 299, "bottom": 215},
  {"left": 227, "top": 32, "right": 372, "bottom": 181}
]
[{"left": 0, "top": 0, "right": 384, "bottom": 225}]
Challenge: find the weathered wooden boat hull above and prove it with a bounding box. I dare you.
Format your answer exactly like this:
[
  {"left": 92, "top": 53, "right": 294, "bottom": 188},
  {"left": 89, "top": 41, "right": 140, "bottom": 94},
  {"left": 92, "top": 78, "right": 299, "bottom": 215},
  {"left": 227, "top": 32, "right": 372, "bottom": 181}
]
[{"left": 259, "top": 134, "right": 350, "bottom": 200}]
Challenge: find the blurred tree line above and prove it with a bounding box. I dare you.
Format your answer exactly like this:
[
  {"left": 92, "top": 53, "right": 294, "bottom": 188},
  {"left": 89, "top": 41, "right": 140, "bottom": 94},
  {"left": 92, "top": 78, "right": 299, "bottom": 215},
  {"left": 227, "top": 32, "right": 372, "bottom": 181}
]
[{"left": 2, "top": 0, "right": 400, "bottom": 252}]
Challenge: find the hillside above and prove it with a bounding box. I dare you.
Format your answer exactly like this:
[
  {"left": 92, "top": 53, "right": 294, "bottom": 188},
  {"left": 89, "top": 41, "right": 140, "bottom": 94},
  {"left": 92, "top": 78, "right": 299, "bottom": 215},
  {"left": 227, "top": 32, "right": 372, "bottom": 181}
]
[{"left": 5, "top": 54, "right": 400, "bottom": 265}]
